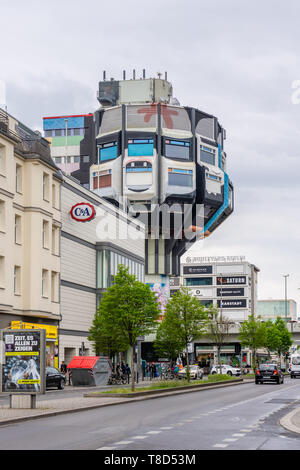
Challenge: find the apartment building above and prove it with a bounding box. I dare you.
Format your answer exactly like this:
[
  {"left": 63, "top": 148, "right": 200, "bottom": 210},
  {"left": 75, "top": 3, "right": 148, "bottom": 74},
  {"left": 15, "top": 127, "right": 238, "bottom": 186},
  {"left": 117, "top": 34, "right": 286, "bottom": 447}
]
[{"left": 0, "top": 109, "right": 62, "bottom": 367}]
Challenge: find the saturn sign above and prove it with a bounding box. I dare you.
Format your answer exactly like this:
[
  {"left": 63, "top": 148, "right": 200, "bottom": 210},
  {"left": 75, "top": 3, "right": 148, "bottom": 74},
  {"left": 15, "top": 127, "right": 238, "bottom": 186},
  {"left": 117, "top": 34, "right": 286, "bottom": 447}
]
[{"left": 70, "top": 202, "right": 96, "bottom": 222}]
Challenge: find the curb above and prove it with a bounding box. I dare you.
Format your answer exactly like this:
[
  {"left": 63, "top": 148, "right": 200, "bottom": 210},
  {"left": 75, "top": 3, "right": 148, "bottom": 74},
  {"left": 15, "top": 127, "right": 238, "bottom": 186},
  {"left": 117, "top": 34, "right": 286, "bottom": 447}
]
[
  {"left": 0, "top": 378, "right": 249, "bottom": 427},
  {"left": 280, "top": 407, "right": 300, "bottom": 435}
]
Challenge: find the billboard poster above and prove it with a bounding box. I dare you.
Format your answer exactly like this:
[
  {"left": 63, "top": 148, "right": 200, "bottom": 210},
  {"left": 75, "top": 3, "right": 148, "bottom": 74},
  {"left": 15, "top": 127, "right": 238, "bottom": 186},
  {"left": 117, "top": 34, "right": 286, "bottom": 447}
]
[
  {"left": 1, "top": 329, "right": 46, "bottom": 394},
  {"left": 147, "top": 282, "right": 170, "bottom": 320}
]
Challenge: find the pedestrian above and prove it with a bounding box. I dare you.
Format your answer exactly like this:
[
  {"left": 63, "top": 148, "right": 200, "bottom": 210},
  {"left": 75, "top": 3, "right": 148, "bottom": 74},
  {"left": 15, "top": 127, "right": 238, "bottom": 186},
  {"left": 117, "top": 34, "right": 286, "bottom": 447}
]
[
  {"left": 125, "top": 363, "right": 131, "bottom": 384},
  {"left": 60, "top": 361, "right": 67, "bottom": 376},
  {"left": 151, "top": 363, "right": 156, "bottom": 379}
]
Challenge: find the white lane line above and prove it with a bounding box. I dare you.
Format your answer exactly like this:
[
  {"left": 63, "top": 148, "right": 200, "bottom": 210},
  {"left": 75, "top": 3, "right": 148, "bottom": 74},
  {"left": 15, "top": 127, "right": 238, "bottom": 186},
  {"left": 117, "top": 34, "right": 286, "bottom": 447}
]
[
  {"left": 114, "top": 440, "right": 133, "bottom": 445},
  {"left": 213, "top": 444, "right": 228, "bottom": 448},
  {"left": 131, "top": 436, "right": 147, "bottom": 440},
  {"left": 239, "top": 429, "right": 252, "bottom": 432},
  {"left": 232, "top": 433, "right": 245, "bottom": 437},
  {"left": 146, "top": 431, "right": 162, "bottom": 435},
  {"left": 223, "top": 438, "right": 238, "bottom": 442},
  {"left": 97, "top": 446, "right": 117, "bottom": 450},
  {"left": 160, "top": 426, "right": 174, "bottom": 430}
]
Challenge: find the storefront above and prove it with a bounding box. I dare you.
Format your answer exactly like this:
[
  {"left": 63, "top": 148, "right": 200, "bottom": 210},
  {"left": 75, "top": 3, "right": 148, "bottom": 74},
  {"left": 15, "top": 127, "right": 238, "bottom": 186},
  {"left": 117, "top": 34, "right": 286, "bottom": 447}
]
[{"left": 10, "top": 321, "right": 59, "bottom": 368}]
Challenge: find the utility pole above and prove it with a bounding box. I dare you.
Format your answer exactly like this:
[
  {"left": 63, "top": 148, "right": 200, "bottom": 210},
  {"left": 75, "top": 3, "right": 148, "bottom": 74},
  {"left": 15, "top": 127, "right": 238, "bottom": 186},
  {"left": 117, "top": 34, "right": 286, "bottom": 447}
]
[{"left": 283, "top": 274, "right": 289, "bottom": 324}]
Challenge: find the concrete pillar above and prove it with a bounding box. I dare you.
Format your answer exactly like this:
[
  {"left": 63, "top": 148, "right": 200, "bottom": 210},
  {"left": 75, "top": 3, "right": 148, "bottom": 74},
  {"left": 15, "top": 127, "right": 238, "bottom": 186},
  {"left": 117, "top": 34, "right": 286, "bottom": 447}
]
[{"left": 9, "top": 394, "right": 36, "bottom": 409}]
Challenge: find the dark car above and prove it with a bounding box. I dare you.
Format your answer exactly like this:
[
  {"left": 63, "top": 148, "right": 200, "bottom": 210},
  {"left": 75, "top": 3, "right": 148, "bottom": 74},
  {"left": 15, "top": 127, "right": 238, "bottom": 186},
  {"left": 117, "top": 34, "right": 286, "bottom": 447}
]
[
  {"left": 255, "top": 363, "right": 284, "bottom": 385},
  {"left": 46, "top": 366, "right": 66, "bottom": 390}
]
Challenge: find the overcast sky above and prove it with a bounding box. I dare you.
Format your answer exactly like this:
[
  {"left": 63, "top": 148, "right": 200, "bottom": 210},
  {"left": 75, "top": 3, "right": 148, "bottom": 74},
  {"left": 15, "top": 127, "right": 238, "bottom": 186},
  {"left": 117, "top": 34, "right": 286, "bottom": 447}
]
[{"left": 1, "top": 0, "right": 300, "bottom": 310}]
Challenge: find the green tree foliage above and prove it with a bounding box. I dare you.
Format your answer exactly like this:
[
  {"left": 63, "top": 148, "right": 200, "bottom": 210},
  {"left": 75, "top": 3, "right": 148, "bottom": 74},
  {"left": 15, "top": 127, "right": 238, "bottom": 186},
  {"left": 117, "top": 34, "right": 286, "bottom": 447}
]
[
  {"left": 238, "top": 314, "right": 267, "bottom": 372},
  {"left": 89, "top": 265, "right": 160, "bottom": 391},
  {"left": 161, "top": 287, "right": 209, "bottom": 381},
  {"left": 205, "top": 309, "right": 234, "bottom": 374}
]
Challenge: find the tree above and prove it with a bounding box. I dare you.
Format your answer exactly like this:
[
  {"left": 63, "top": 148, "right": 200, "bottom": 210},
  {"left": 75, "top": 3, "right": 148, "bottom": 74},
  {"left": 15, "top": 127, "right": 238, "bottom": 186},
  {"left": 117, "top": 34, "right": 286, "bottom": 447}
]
[
  {"left": 264, "top": 320, "right": 281, "bottom": 360},
  {"left": 154, "top": 312, "right": 185, "bottom": 366},
  {"left": 163, "top": 287, "right": 209, "bottom": 381},
  {"left": 238, "top": 314, "right": 267, "bottom": 372},
  {"left": 90, "top": 265, "right": 160, "bottom": 391},
  {"left": 273, "top": 317, "right": 292, "bottom": 365},
  {"left": 205, "top": 309, "right": 234, "bottom": 374}
]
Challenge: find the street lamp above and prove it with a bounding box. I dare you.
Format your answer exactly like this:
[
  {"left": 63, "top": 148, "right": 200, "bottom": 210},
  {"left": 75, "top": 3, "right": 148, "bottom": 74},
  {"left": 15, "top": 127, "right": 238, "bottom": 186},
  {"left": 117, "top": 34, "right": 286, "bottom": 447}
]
[{"left": 283, "top": 274, "right": 289, "bottom": 324}]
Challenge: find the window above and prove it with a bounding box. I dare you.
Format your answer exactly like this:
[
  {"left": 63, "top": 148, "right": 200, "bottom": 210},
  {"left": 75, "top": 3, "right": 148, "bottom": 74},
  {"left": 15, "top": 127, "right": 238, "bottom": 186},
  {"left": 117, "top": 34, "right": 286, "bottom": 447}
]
[
  {"left": 128, "top": 139, "right": 154, "bottom": 157},
  {"left": 0, "top": 145, "right": 5, "bottom": 174},
  {"left": 14, "top": 215, "right": 22, "bottom": 244},
  {"left": 14, "top": 266, "right": 21, "bottom": 295},
  {"left": 43, "top": 173, "right": 50, "bottom": 201},
  {"left": 82, "top": 155, "right": 90, "bottom": 163},
  {"left": 0, "top": 200, "right": 5, "bottom": 232},
  {"left": 168, "top": 168, "right": 193, "bottom": 187},
  {"left": 165, "top": 139, "right": 190, "bottom": 160},
  {"left": 99, "top": 142, "right": 118, "bottom": 162},
  {"left": 51, "top": 271, "right": 59, "bottom": 302},
  {"left": 52, "top": 226, "right": 60, "bottom": 255},
  {"left": 185, "top": 277, "right": 212, "bottom": 286},
  {"left": 74, "top": 128, "right": 81, "bottom": 136},
  {"left": 200, "top": 145, "right": 216, "bottom": 165},
  {"left": 44, "top": 130, "right": 52, "bottom": 137},
  {"left": 42, "top": 220, "right": 49, "bottom": 248},
  {"left": 54, "top": 157, "right": 62, "bottom": 164},
  {"left": 16, "top": 164, "right": 23, "bottom": 193},
  {"left": 74, "top": 156, "right": 80, "bottom": 163},
  {"left": 93, "top": 170, "right": 112, "bottom": 189},
  {"left": 199, "top": 299, "right": 213, "bottom": 307},
  {"left": 42, "top": 269, "right": 49, "bottom": 297},
  {"left": 54, "top": 129, "right": 63, "bottom": 137},
  {"left": 0, "top": 256, "right": 4, "bottom": 288}
]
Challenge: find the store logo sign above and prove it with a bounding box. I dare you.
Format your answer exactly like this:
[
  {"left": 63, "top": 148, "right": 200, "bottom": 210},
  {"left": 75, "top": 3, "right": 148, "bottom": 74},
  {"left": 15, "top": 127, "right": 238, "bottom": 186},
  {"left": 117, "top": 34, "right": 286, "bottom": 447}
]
[{"left": 70, "top": 202, "right": 95, "bottom": 222}]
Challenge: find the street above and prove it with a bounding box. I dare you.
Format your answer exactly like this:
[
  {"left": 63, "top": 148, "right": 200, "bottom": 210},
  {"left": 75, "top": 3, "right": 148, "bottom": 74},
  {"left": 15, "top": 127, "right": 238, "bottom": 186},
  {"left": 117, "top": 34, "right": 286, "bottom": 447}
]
[{"left": 0, "top": 379, "right": 300, "bottom": 450}]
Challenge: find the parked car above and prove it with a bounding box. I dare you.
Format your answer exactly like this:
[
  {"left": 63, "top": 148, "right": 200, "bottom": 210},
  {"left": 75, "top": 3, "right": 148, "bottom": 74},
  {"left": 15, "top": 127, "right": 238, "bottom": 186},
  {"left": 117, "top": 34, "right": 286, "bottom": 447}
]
[
  {"left": 255, "top": 363, "right": 284, "bottom": 384},
  {"left": 178, "top": 365, "right": 203, "bottom": 380},
  {"left": 290, "top": 353, "right": 300, "bottom": 378},
  {"left": 210, "top": 365, "right": 241, "bottom": 376},
  {"left": 46, "top": 366, "right": 66, "bottom": 390}
]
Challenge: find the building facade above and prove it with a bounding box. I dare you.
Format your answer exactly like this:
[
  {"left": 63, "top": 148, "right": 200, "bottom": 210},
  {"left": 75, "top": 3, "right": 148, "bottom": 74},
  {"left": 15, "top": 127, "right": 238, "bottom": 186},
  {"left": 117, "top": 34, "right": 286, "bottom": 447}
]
[
  {"left": 0, "top": 108, "right": 62, "bottom": 367},
  {"left": 59, "top": 173, "right": 145, "bottom": 365},
  {"left": 43, "top": 113, "right": 95, "bottom": 188},
  {"left": 257, "top": 299, "right": 297, "bottom": 322}
]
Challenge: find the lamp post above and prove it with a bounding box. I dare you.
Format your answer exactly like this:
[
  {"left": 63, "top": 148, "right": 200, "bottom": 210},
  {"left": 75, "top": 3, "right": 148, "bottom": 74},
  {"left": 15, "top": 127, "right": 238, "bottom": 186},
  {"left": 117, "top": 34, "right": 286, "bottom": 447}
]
[{"left": 283, "top": 274, "right": 289, "bottom": 324}]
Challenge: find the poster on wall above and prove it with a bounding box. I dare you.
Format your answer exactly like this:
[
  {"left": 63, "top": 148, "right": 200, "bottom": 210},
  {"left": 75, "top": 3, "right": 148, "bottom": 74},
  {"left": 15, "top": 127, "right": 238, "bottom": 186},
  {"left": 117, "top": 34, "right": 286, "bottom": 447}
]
[
  {"left": 1, "top": 329, "right": 46, "bottom": 394},
  {"left": 147, "top": 281, "right": 170, "bottom": 320}
]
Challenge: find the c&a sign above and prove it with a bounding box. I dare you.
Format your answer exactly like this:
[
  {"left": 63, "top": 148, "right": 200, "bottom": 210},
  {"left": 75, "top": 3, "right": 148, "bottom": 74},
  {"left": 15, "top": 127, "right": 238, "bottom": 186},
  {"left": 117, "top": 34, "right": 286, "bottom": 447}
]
[{"left": 70, "top": 202, "right": 96, "bottom": 222}]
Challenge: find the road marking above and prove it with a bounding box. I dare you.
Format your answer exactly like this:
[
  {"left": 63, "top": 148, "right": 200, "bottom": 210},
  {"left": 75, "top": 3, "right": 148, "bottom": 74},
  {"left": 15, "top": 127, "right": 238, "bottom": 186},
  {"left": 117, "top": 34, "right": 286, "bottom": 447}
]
[
  {"left": 223, "top": 438, "right": 238, "bottom": 442},
  {"left": 239, "top": 429, "right": 252, "bottom": 432},
  {"left": 146, "top": 431, "right": 162, "bottom": 434},
  {"left": 97, "top": 446, "right": 117, "bottom": 450},
  {"left": 232, "top": 433, "right": 245, "bottom": 437},
  {"left": 213, "top": 444, "right": 228, "bottom": 448},
  {"left": 114, "top": 440, "right": 133, "bottom": 445},
  {"left": 160, "top": 426, "right": 174, "bottom": 430},
  {"left": 132, "top": 436, "right": 147, "bottom": 440}
]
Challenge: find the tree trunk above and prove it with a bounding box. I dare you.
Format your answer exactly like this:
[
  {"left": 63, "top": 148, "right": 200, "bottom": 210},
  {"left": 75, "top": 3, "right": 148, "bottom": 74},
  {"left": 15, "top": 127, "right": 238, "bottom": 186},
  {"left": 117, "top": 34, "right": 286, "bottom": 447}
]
[
  {"left": 218, "top": 347, "right": 221, "bottom": 374},
  {"left": 186, "top": 344, "right": 190, "bottom": 382},
  {"left": 131, "top": 344, "right": 135, "bottom": 392}
]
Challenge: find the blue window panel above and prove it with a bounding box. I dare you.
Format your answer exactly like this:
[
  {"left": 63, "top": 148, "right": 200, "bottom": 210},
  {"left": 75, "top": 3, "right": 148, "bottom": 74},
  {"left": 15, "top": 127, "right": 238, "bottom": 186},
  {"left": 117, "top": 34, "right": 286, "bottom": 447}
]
[
  {"left": 43, "top": 116, "right": 85, "bottom": 130},
  {"left": 128, "top": 143, "right": 154, "bottom": 156},
  {"left": 132, "top": 139, "right": 153, "bottom": 144},
  {"left": 171, "top": 169, "right": 192, "bottom": 175},
  {"left": 126, "top": 168, "right": 152, "bottom": 172},
  {"left": 100, "top": 145, "right": 118, "bottom": 161}
]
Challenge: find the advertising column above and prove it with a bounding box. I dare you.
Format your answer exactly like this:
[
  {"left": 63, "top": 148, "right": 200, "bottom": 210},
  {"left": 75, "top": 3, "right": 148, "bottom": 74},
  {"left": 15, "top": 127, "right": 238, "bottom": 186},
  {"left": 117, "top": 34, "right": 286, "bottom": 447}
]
[{"left": 1, "top": 329, "right": 46, "bottom": 395}]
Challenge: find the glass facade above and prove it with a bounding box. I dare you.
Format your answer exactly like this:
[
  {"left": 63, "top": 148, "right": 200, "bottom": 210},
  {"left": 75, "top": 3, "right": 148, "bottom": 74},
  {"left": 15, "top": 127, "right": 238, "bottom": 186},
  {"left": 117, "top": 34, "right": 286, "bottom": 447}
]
[
  {"left": 97, "top": 249, "right": 144, "bottom": 289},
  {"left": 185, "top": 277, "right": 212, "bottom": 286}
]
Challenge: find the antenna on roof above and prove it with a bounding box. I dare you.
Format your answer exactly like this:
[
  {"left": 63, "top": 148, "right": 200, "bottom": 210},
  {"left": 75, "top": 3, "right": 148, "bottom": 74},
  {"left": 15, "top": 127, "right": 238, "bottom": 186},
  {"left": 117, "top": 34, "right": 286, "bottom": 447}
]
[
  {"left": 103, "top": 71, "right": 106, "bottom": 81},
  {"left": 123, "top": 70, "right": 126, "bottom": 80},
  {"left": 143, "top": 69, "right": 146, "bottom": 79}
]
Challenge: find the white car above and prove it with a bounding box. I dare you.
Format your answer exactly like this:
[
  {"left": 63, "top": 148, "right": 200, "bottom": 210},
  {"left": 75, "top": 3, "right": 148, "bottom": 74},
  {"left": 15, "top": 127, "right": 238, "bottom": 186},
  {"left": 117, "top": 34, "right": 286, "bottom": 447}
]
[
  {"left": 210, "top": 365, "right": 241, "bottom": 376},
  {"left": 178, "top": 365, "right": 203, "bottom": 380}
]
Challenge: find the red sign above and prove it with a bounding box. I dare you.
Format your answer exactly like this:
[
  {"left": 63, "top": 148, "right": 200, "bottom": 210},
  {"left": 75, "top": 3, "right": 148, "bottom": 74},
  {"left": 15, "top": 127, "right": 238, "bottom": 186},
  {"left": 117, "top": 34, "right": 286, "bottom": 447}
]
[{"left": 70, "top": 202, "right": 96, "bottom": 222}]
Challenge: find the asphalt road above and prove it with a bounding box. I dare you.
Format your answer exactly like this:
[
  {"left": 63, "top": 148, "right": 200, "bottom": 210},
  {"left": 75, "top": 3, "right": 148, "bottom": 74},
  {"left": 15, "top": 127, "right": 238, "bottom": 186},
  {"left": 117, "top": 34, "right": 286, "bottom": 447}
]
[{"left": 1, "top": 378, "right": 300, "bottom": 450}]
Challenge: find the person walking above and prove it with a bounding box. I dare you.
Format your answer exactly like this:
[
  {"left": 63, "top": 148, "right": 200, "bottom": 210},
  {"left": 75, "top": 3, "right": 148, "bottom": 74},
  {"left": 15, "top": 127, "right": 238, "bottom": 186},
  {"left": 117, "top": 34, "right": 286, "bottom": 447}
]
[{"left": 125, "top": 364, "right": 131, "bottom": 384}]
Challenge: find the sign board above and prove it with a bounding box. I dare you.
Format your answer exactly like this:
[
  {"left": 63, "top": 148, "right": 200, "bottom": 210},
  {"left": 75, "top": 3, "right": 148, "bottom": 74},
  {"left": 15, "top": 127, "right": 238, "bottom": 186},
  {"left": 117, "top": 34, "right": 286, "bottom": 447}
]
[
  {"left": 218, "top": 299, "right": 247, "bottom": 309},
  {"left": 183, "top": 265, "right": 212, "bottom": 275},
  {"left": 1, "top": 329, "right": 46, "bottom": 394},
  {"left": 217, "top": 288, "right": 245, "bottom": 297},
  {"left": 217, "top": 276, "right": 246, "bottom": 285},
  {"left": 10, "top": 321, "right": 57, "bottom": 341},
  {"left": 70, "top": 202, "right": 96, "bottom": 222}
]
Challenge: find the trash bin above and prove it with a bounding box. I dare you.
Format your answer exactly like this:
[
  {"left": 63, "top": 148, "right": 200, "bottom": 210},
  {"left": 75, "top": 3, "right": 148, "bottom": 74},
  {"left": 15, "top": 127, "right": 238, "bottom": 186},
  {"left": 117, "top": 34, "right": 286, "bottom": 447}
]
[{"left": 67, "top": 356, "right": 112, "bottom": 386}]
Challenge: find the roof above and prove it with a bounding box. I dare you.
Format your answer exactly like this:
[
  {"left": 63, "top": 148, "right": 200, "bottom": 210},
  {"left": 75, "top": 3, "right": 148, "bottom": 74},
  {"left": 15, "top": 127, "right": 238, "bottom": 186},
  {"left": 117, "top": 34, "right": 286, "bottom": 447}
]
[{"left": 67, "top": 356, "right": 99, "bottom": 369}]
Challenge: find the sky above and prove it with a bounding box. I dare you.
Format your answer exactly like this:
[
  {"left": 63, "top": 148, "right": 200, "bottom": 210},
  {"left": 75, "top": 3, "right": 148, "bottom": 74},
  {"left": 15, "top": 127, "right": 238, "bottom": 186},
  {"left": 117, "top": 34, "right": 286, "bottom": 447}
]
[{"left": 1, "top": 0, "right": 300, "bottom": 310}]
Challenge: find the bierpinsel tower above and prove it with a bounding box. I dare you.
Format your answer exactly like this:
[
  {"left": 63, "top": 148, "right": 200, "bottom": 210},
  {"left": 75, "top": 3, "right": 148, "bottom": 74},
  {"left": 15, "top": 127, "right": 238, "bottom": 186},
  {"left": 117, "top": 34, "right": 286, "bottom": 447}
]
[{"left": 90, "top": 70, "right": 234, "bottom": 305}]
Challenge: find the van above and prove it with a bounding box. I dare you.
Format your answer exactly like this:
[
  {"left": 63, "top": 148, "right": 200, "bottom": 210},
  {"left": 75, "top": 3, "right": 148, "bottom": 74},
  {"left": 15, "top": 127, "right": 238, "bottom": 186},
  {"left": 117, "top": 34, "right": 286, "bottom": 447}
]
[{"left": 290, "top": 353, "right": 300, "bottom": 378}]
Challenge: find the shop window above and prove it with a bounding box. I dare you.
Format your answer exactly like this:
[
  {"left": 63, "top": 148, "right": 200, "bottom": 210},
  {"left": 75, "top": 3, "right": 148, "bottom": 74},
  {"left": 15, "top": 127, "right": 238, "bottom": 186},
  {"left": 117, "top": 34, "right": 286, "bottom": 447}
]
[
  {"left": 99, "top": 142, "right": 118, "bottom": 162},
  {"left": 128, "top": 139, "right": 154, "bottom": 157},
  {"left": 168, "top": 168, "right": 193, "bottom": 187},
  {"left": 165, "top": 139, "right": 190, "bottom": 160}
]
